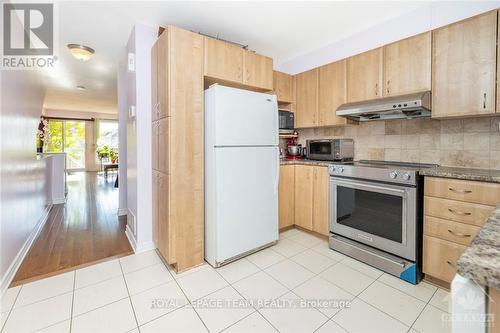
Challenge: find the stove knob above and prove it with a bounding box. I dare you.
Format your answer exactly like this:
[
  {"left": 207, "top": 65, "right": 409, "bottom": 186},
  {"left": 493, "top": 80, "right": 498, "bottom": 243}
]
[
  {"left": 338, "top": 166, "right": 344, "bottom": 173},
  {"left": 389, "top": 171, "right": 398, "bottom": 179},
  {"left": 402, "top": 173, "right": 411, "bottom": 181}
]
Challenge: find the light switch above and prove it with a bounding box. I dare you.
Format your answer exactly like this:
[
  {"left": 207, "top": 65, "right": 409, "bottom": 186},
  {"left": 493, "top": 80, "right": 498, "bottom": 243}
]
[{"left": 129, "top": 105, "right": 136, "bottom": 118}]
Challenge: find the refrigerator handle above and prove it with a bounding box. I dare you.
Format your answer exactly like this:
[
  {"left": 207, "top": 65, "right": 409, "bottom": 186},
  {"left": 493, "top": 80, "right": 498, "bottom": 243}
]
[{"left": 275, "top": 147, "right": 280, "bottom": 195}]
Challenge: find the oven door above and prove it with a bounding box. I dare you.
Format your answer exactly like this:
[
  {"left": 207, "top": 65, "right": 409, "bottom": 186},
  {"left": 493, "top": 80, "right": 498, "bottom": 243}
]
[{"left": 329, "top": 177, "right": 416, "bottom": 261}]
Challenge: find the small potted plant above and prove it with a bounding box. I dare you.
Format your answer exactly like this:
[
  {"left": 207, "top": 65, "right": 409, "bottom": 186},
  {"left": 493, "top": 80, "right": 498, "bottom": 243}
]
[
  {"left": 110, "top": 149, "right": 118, "bottom": 164},
  {"left": 96, "top": 145, "right": 111, "bottom": 162}
]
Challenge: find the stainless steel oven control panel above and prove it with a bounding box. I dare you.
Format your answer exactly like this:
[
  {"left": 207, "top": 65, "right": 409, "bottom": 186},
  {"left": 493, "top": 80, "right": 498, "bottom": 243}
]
[{"left": 329, "top": 164, "right": 417, "bottom": 186}]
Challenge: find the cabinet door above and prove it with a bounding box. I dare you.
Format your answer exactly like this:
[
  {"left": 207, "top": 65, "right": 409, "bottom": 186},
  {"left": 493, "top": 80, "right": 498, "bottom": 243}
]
[
  {"left": 347, "top": 48, "right": 383, "bottom": 102},
  {"left": 204, "top": 37, "right": 244, "bottom": 83},
  {"left": 151, "top": 40, "right": 159, "bottom": 121},
  {"left": 279, "top": 165, "right": 295, "bottom": 229},
  {"left": 244, "top": 51, "right": 273, "bottom": 90},
  {"left": 157, "top": 31, "right": 169, "bottom": 118},
  {"left": 423, "top": 235, "right": 465, "bottom": 283},
  {"left": 312, "top": 166, "right": 329, "bottom": 236},
  {"left": 157, "top": 118, "right": 169, "bottom": 174},
  {"left": 432, "top": 11, "right": 497, "bottom": 117},
  {"left": 152, "top": 121, "right": 159, "bottom": 171},
  {"left": 158, "top": 171, "right": 175, "bottom": 263},
  {"left": 152, "top": 171, "right": 159, "bottom": 247},
  {"left": 384, "top": 32, "right": 431, "bottom": 97},
  {"left": 273, "top": 71, "right": 294, "bottom": 103},
  {"left": 294, "top": 165, "right": 313, "bottom": 230},
  {"left": 319, "top": 60, "right": 347, "bottom": 126},
  {"left": 295, "top": 68, "right": 318, "bottom": 128}
]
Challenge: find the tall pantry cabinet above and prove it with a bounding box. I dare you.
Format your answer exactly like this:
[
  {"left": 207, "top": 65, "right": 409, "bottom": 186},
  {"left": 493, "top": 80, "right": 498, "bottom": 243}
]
[{"left": 151, "top": 26, "right": 205, "bottom": 272}]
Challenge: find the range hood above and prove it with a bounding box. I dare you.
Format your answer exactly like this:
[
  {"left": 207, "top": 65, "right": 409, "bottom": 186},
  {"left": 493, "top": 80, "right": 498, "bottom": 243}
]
[{"left": 336, "top": 91, "right": 431, "bottom": 121}]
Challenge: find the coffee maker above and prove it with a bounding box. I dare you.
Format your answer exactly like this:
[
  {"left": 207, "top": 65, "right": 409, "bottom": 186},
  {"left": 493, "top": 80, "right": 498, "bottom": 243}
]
[{"left": 285, "top": 132, "right": 303, "bottom": 160}]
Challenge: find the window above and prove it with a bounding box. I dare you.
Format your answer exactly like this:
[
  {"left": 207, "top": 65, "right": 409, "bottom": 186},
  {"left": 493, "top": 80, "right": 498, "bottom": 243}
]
[{"left": 44, "top": 120, "right": 86, "bottom": 170}]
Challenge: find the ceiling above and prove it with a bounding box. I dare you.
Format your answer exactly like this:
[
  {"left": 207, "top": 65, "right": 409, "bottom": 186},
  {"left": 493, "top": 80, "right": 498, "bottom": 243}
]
[{"left": 43, "top": 1, "right": 431, "bottom": 114}]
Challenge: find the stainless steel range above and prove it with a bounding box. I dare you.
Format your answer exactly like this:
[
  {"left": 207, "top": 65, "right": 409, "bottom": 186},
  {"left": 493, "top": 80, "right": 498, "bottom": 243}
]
[{"left": 329, "top": 160, "right": 437, "bottom": 284}]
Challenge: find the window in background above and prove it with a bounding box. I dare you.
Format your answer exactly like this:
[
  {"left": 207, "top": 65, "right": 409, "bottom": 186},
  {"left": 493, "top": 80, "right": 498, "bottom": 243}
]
[
  {"left": 96, "top": 120, "right": 119, "bottom": 164},
  {"left": 44, "top": 119, "right": 86, "bottom": 170}
]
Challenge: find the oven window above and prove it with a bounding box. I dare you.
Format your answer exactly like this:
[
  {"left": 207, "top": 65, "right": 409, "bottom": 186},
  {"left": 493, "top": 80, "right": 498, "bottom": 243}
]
[
  {"left": 337, "top": 186, "right": 403, "bottom": 243},
  {"left": 310, "top": 143, "right": 331, "bottom": 155}
]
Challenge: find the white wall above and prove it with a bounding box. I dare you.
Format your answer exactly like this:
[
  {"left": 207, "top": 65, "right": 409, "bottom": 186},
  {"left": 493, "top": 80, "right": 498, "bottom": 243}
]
[
  {"left": 0, "top": 70, "right": 48, "bottom": 294},
  {"left": 276, "top": 1, "right": 500, "bottom": 74},
  {"left": 123, "top": 24, "right": 156, "bottom": 252},
  {"left": 117, "top": 65, "right": 128, "bottom": 216}
]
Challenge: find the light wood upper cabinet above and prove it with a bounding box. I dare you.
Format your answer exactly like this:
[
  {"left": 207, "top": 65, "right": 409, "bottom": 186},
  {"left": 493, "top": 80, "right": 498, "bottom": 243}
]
[
  {"left": 347, "top": 47, "right": 383, "bottom": 103},
  {"left": 294, "top": 165, "right": 313, "bottom": 230},
  {"left": 312, "top": 166, "right": 329, "bottom": 236},
  {"left": 152, "top": 122, "right": 159, "bottom": 171},
  {"left": 157, "top": 31, "right": 169, "bottom": 118},
  {"left": 151, "top": 40, "right": 159, "bottom": 121},
  {"left": 383, "top": 32, "right": 431, "bottom": 97},
  {"left": 273, "top": 71, "right": 294, "bottom": 104},
  {"left": 295, "top": 68, "right": 318, "bottom": 128},
  {"left": 244, "top": 51, "right": 273, "bottom": 90},
  {"left": 279, "top": 165, "right": 295, "bottom": 229},
  {"left": 432, "top": 10, "right": 497, "bottom": 118},
  {"left": 157, "top": 117, "right": 169, "bottom": 175},
  {"left": 319, "top": 60, "right": 347, "bottom": 126},
  {"left": 204, "top": 37, "right": 243, "bottom": 83}
]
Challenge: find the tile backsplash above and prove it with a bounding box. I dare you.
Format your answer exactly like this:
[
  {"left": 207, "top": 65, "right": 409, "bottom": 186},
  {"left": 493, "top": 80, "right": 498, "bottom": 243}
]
[{"left": 297, "top": 117, "right": 500, "bottom": 169}]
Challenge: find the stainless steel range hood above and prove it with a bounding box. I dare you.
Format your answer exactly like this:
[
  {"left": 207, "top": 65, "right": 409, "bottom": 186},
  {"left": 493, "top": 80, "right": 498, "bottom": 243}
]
[{"left": 336, "top": 91, "right": 431, "bottom": 121}]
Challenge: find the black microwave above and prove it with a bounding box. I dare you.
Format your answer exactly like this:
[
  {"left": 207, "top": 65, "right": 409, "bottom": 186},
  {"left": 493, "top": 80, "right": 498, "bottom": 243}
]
[{"left": 279, "top": 111, "right": 294, "bottom": 130}]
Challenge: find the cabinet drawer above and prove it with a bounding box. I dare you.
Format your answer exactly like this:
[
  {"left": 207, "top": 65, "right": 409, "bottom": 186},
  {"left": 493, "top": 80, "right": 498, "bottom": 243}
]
[
  {"left": 424, "top": 196, "right": 494, "bottom": 226},
  {"left": 424, "top": 216, "right": 480, "bottom": 246},
  {"left": 423, "top": 235, "right": 466, "bottom": 283},
  {"left": 425, "top": 177, "right": 500, "bottom": 206}
]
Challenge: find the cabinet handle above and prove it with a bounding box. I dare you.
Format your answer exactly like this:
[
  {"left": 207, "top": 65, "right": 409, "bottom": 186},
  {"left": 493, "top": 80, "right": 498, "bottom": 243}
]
[
  {"left": 483, "top": 93, "right": 486, "bottom": 109},
  {"left": 375, "top": 83, "right": 378, "bottom": 96},
  {"left": 449, "top": 187, "right": 472, "bottom": 194},
  {"left": 447, "top": 229, "right": 471, "bottom": 238},
  {"left": 157, "top": 102, "right": 161, "bottom": 114},
  {"left": 446, "top": 260, "right": 456, "bottom": 268},
  {"left": 448, "top": 208, "right": 472, "bottom": 216}
]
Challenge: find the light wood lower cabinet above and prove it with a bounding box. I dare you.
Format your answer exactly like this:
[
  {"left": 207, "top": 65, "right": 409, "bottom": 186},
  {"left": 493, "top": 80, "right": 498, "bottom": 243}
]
[
  {"left": 312, "top": 166, "right": 329, "bottom": 235},
  {"left": 151, "top": 26, "right": 204, "bottom": 273},
  {"left": 280, "top": 164, "right": 329, "bottom": 236},
  {"left": 294, "top": 165, "right": 314, "bottom": 230},
  {"left": 279, "top": 165, "right": 295, "bottom": 229},
  {"left": 423, "top": 235, "right": 466, "bottom": 283},
  {"left": 423, "top": 176, "right": 497, "bottom": 284}
]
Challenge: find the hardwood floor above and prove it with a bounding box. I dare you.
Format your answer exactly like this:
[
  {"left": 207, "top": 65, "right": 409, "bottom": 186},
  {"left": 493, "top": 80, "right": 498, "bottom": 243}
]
[{"left": 11, "top": 171, "right": 133, "bottom": 286}]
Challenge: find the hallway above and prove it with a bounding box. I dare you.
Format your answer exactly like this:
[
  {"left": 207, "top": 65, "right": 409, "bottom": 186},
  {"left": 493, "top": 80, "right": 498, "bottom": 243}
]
[{"left": 12, "top": 172, "right": 132, "bottom": 286}]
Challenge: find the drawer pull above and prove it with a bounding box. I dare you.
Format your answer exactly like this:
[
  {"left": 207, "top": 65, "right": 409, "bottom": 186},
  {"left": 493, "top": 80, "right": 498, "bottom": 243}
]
[
  {"left": 448, "top": 208, "right": 472, "bottom": 216},
  {"left": 446, "top": 260, "right": 456, "bottom": 268},
  {"left": 447, "top": 229, "right": 471, "bottom": 238},
  {"left": 449, "top": 187, "right": 472, "bottom": 194}
]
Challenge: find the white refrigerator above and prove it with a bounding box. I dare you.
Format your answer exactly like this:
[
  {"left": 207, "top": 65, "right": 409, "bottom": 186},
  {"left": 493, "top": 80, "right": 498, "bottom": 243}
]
[{"left": 204, "top": 84, "right": 279, "bottom": 267}]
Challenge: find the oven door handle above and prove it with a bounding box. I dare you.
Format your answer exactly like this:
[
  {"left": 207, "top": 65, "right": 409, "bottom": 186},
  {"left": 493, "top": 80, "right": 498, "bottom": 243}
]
[{"left": 331, "top": 178, "right": 408, "bottom": 198}]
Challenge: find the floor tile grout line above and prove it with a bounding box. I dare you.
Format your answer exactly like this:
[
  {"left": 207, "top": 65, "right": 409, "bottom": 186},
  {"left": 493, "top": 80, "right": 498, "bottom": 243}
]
[
  {"left": 118, "top": 258, "right": 141, "bottom": 332},
  {"left": 0, "top": 285, "right": 23, "bottom": 333},
  {"left": 218, "top": 309, "right": 260, "bottom": 333},
  {"left": 69, "top": 271, "right": 76, "bottom": 333},
  {"left": 375, "top": 275, "right": 438, "bottom": 304},
  {"left": 155, "top": 257, "right": 211, "bottom": 333},
  {"left": 408, "top": 286, "right": 441, "bottom": 331}
]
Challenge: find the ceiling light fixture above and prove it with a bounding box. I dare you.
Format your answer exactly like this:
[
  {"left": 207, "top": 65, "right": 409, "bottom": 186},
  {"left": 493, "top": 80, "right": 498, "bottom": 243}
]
[
  {"left": 76, "top": 85, "right": 86, "bottom": 90},
  {"left": 67, "top": 44, "right": 95, "bottom": 61}
]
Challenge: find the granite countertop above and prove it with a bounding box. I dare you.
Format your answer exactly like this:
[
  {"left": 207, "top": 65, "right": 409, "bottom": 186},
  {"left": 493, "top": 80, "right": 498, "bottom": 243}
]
[
  {"left": 419, "top": 166, "right": 500, "bottom": 183},
  {"left": 280, "top": 159, "right": 333, "bottom": 167},
  {"left": 456, "top": 205, "right": 500, "bottom": 288}
]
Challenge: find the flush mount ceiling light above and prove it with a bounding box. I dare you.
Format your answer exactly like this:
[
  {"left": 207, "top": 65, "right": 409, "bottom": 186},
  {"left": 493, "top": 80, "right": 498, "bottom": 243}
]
[
  {"left": 67, "top": 44, "right": 95, "bottom": 61},
  {"left": 76, "top": 85, "right": 86, "bottom": 90}
]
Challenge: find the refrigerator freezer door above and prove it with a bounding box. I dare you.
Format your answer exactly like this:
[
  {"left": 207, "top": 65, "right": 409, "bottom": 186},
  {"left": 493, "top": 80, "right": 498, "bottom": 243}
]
[
  {"left": 206, "top": 85, "right": 278, "bottom": 147},
  {"left": 213, "top": 146, "right": 279, "bottom": 262}
]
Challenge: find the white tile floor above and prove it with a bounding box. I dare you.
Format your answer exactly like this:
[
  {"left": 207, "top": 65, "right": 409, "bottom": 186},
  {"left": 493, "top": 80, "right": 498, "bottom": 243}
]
[{"left": 0, "top": 229, "right": 452, "bottom": 333}]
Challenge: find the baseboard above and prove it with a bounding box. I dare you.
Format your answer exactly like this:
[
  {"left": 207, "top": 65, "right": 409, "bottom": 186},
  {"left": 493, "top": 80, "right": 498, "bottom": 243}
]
[
  {"left": 117, "top": 208, "right": 128, "bottom": 216},
  {"left": 125, "top": 225, "right": 137, "bottom": 252},
  {"left": 0, "top": 204, "right": 52, "bottom": 298},
  {"left": 52, "top": 197, "right": 66, "bottom": 204},
  {"left": 124, "top": 225, "right": 155, "bottom": 254}
]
